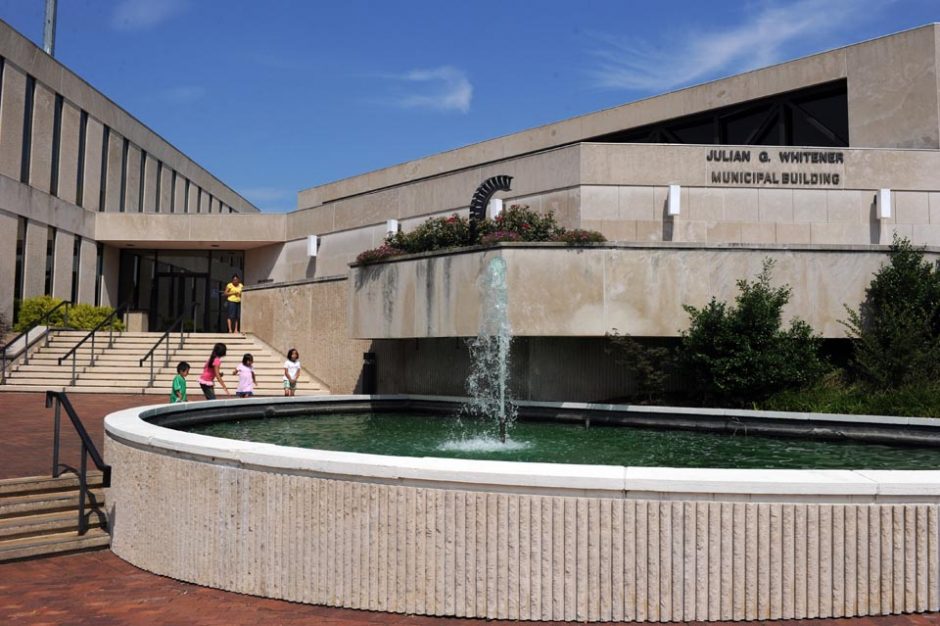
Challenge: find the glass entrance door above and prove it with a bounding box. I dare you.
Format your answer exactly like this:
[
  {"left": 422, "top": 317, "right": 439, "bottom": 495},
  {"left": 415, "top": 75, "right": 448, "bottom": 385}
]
[{"left": 152, "top": 272, "right": 208, "bottom": 332}]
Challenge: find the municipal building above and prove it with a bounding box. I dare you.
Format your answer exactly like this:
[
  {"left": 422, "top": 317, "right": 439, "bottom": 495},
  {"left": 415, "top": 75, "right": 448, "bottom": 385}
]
[{"left": 3, "top": 20, "right": 940, "bottom": 399}]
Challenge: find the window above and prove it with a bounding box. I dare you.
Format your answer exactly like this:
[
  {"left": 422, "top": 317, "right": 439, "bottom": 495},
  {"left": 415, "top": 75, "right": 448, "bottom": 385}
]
[
  {"left": 13, "top": 218, "right": 26, "bottom": 322},
  {"left": 184, "top": 179, "right": 190, "bottom": 213},
  {"left": 20, "top": 75, "right": 35, "bottom": 183},
  {"left": 155, "top": 161, "right": 162, "bottom": 212},
  {"left": 591, "top": 80, "right": 849, "bottom": 148},
  {"left": 76, "top": 110, "right": 87, "bottom": 206},
  {"left": 50, "top": 93, "right": 63, "bottom": 196},
  {"left": 170, "top": 170, "right": 176, "bottom": 213},
  {"left": 71, "top": 236, "right": 80, "bottom": 302},
  {"left": 98, "top": 126, "right": 110, "bottom": 212},
  {"left": 138, "top": 150, "right": 146, "bottom": 212},
  {"left": 119, "top": 137, "right": 128, "bottom": 212},
  {"left": 94, "top": 243, "right": 103, "bottom": 306},
  {"left": 44, "top": 227, "right": 56, "bottom": 295}
]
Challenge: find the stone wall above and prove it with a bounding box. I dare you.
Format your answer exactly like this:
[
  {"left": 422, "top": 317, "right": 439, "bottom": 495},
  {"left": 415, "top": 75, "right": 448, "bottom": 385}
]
[
  {"left": 241, "top": 277, "right": 369, "bottom": 393},
  {"left": 107, "top": 437, "right": 940, "bottom": 622}
]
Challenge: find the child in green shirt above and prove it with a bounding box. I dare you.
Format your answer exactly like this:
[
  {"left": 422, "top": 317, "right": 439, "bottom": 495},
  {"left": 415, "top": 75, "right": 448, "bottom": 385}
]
[{"left": 170, "top": 361, "right": 190, "bottom": 403}]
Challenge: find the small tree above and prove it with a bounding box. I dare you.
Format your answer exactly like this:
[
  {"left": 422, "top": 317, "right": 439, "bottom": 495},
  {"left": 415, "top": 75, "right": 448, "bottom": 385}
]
[
  {"left": 842, "top": 235, "right": 940, "bottom": 389},
  {"left": 605, "top": 331, "right": 672, "bottom": 403},
  {"left": 678, "top": 259, "right": 826, "bottom": 406}
]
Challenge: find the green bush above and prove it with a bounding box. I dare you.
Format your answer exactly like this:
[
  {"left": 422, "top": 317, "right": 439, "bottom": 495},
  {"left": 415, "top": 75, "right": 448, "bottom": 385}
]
[
  {"left": 355, "top": 244, "right": 406, "bottom": 265},
  {"left": 842, "top": 235, "right": 940, "bottom": 389},
  {"left": 552, "top": 229, "right": 607, "bottom": 244},
  {"left": 387, "top": 214, "right": 470, "bottom": 253},
  {"left": 13, "top": 295, "right": 123, "bottom": 332},
  {"left": 355, "top": 205, "right": 600, "bottom": 263},
  {"left": 13, "top": 295, "right": 67, "bottom": 331},
  {"left": 479, "top": 204, "right": 561, "bottom": 242},
  {"left": 762, "top": 375, "right": 940, "bottom": 417},
  {"left": 677, "top": 259, "right": 827, "bottom": 407},
  {"left": 67, "top": 303, "right": 124, "bottom": 331}
]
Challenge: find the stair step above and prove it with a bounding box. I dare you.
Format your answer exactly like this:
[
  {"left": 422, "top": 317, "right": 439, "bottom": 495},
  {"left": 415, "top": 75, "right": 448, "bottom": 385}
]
[
  {"left": 0, "top": 473, "right": 104, "bottom": 497},
  {"left": 0, "top": 508, "right": 104, "bottom": 540},
  {"left": 0, "top": 489, "right": 105, "bottom": 519},
  {"left": 0, "top": 527, "right": 109, "bottom": 562}
]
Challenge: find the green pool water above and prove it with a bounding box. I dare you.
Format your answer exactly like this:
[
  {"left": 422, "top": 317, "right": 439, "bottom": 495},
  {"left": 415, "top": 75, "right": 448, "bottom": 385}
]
[{"left": 182, "top": 412, "right": 940, "bottom": 470}]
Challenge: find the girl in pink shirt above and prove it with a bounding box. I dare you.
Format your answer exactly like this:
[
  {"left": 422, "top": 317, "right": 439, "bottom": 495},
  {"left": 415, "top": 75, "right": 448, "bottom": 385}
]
[
  {"left": 234, "top": 353, "right": 257, "bottom": 398},
  {"left": 198, "top": 343, "right": 230, "bottom": 400}
]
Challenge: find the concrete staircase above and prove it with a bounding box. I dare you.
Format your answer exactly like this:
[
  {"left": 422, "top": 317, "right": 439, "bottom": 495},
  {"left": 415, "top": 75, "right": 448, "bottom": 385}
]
[
  {"left": 0, "top": 331, "right": 329, "bottom": 396},
  {"left": 0, "top": 473, "right": 109, "bottom": 562}
]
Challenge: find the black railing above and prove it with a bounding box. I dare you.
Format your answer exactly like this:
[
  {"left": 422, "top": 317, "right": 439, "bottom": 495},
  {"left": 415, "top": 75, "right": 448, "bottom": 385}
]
[
  {"left": 0, "top": 300, "right": 72, "bottom": 384},
  {"left": 139, "top": 305, "right": 196, "bottom": 387},
  {"left": 46, "top": 391, "right": 111, "bottom": 535},
  {"left": 57, "top": 304, "right": 127, "bottom": 386}
]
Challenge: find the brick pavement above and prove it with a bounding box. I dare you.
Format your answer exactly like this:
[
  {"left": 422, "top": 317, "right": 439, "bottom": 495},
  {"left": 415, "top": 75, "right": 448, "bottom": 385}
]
[
  {"left": 0, "top": 392, "right": 938, "bottom": 625},
  {"left": 0, "top": 392, "right": 157, "bottom": 479}
]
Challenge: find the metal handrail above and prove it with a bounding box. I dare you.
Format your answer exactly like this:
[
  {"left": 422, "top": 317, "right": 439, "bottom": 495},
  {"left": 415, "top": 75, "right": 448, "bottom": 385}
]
[
  {"left": 139, "top": 304, "right": 197, "bottom": 387},
  {"left": 45, "top": 391, "right": 111, "bottom": 535},
  {"left": 57, "top": 303, "right": 128, "bottom": 386},
  {"left": 0, "top": 300, "right": 72, "bottom": 384}
]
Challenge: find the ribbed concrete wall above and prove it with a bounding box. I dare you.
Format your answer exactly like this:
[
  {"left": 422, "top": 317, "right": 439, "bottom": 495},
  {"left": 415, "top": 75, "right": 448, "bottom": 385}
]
[{"left": 107, "top": 439, "right": 940, "bottom": 621}]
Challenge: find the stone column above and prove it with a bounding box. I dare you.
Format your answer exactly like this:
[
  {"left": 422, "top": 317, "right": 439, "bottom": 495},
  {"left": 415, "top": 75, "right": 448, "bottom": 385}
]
[
  {"left": 173, "top": 173, "right": 186, "bottom": 213},
  {"left": 104, "top": 131, "right": 123, "bottom": 212},
  {"left": 187, "top": 182, "right": 200, "bottom": 214},
  {"left": 0, "top": 211, "right": 17, "bottom": 323},
  {"left": 56, "top": 101, "right": 81, "bottom": 205},
  {"left": 23, "top": 220, "right": 47, "bottom": 299},
  {"left": 142, "top": 153, "right": 158, "bottom": 213},
  {"left": 52, "top": 230, "right": 74, "bottom": 300},
  {"left": 81, "top": 117, "right": 104, "bottom": 212},
  {"left": 77, "top": 238, "right": 97, "bottom": 304},
  {"left": 0, "top": 64, "right": 25, "bottom": 180},
  {"left": 98, "top": 245, "right": 120, "bottom": 307},
  {"left": 159, "top": 164, "right": 173, "bottom": 213},
  {"left": 28, "top": 82, "right": 55, "bottom": 194},
  {"left": 123, "top": 144, "right": 141, "bottom": 213}
]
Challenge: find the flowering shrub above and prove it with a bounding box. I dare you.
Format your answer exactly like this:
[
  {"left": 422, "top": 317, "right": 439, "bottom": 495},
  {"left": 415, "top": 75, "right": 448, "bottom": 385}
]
[
  {"left": 552, "top": 229, "right": 607, "bottom": 244},
  {"left": 388, "top": 214, "right": 470, "bottom": 253},
  {"left": 354, "top": 205, "right": 605, "bottom": 265},
  {"left": 479, "top": 204, "right": 560, "bottom": 242},
  {"left": 480, "top": 230, "right": 523, "bottom": 245},
  {"left": 355, "top": 244, "right": 405, "bottom": 265}
]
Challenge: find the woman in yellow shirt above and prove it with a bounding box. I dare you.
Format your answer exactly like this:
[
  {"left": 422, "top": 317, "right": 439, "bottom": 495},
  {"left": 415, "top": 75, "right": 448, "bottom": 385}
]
[{"left": 223, "top": 274, "right": 243, "bottom": 334}]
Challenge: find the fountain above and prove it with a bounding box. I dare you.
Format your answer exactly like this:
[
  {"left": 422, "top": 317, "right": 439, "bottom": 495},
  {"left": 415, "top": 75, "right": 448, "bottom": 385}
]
[
  {"left": 462, "top": 256, "right": 516, "bottom": 443},
  {"left": 101, "top": 227, "right": 940, "bottom": 621}
]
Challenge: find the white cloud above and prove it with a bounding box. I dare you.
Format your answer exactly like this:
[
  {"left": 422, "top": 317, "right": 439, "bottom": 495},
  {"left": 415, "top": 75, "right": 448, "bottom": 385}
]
[
  {"left": 588, "top": 0, "right": 887, "bottom": 92},
  {"left": 158, "top": 85, "right": 206, "bottom": 104},
  {"left": 382, "top": 66, "right": 473, "bottom": 114},
  {"left": 112, "top": 0, "right": 188, "bottom": 31}
]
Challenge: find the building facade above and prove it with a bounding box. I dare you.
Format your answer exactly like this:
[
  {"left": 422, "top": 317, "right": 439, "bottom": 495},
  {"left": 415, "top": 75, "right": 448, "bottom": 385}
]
[{"left": 3, "top": 20, "right": 940, "bottom": 399}]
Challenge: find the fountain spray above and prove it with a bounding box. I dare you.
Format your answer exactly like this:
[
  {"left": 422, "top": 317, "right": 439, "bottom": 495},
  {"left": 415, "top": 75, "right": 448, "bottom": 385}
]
[{"left": 464, "top": 256, "right": 516, "bottom": 442}]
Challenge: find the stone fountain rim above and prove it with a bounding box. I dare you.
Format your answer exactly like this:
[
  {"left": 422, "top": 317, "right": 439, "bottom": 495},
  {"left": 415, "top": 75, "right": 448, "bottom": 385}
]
[{"left": 104, "top": 394, "right": 940, "bottom": 501}]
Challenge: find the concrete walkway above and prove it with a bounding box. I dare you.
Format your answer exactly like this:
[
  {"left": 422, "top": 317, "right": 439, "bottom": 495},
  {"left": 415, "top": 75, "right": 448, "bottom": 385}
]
[{"left": 0, "top": 392, "right": 936, "bottom": 625}]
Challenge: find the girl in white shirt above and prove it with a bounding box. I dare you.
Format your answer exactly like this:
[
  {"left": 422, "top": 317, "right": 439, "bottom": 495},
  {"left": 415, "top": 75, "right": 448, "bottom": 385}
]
[{"left": 283, "top": 348, "right": 301, "bottom": 396}]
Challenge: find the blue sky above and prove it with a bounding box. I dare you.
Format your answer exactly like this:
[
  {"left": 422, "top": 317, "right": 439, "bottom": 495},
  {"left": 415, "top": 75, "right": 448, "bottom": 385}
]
[{"left": 0, "top": 0, "right": 937, "bottom": 212}]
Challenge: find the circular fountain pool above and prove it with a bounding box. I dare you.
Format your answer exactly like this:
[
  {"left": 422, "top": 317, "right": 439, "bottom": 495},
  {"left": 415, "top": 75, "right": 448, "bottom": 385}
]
[
  {"left": 104, "top": 395, "right": 940, "bottom": 623},
  {"left": 184, "top": 410, "right": 940, "bottom": 470}
]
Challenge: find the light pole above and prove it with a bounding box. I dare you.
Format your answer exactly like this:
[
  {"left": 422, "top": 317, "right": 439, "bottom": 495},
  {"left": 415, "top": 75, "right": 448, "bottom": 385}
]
[{"left": 43, "top": 0, "right": 57, "bottom": 57}]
